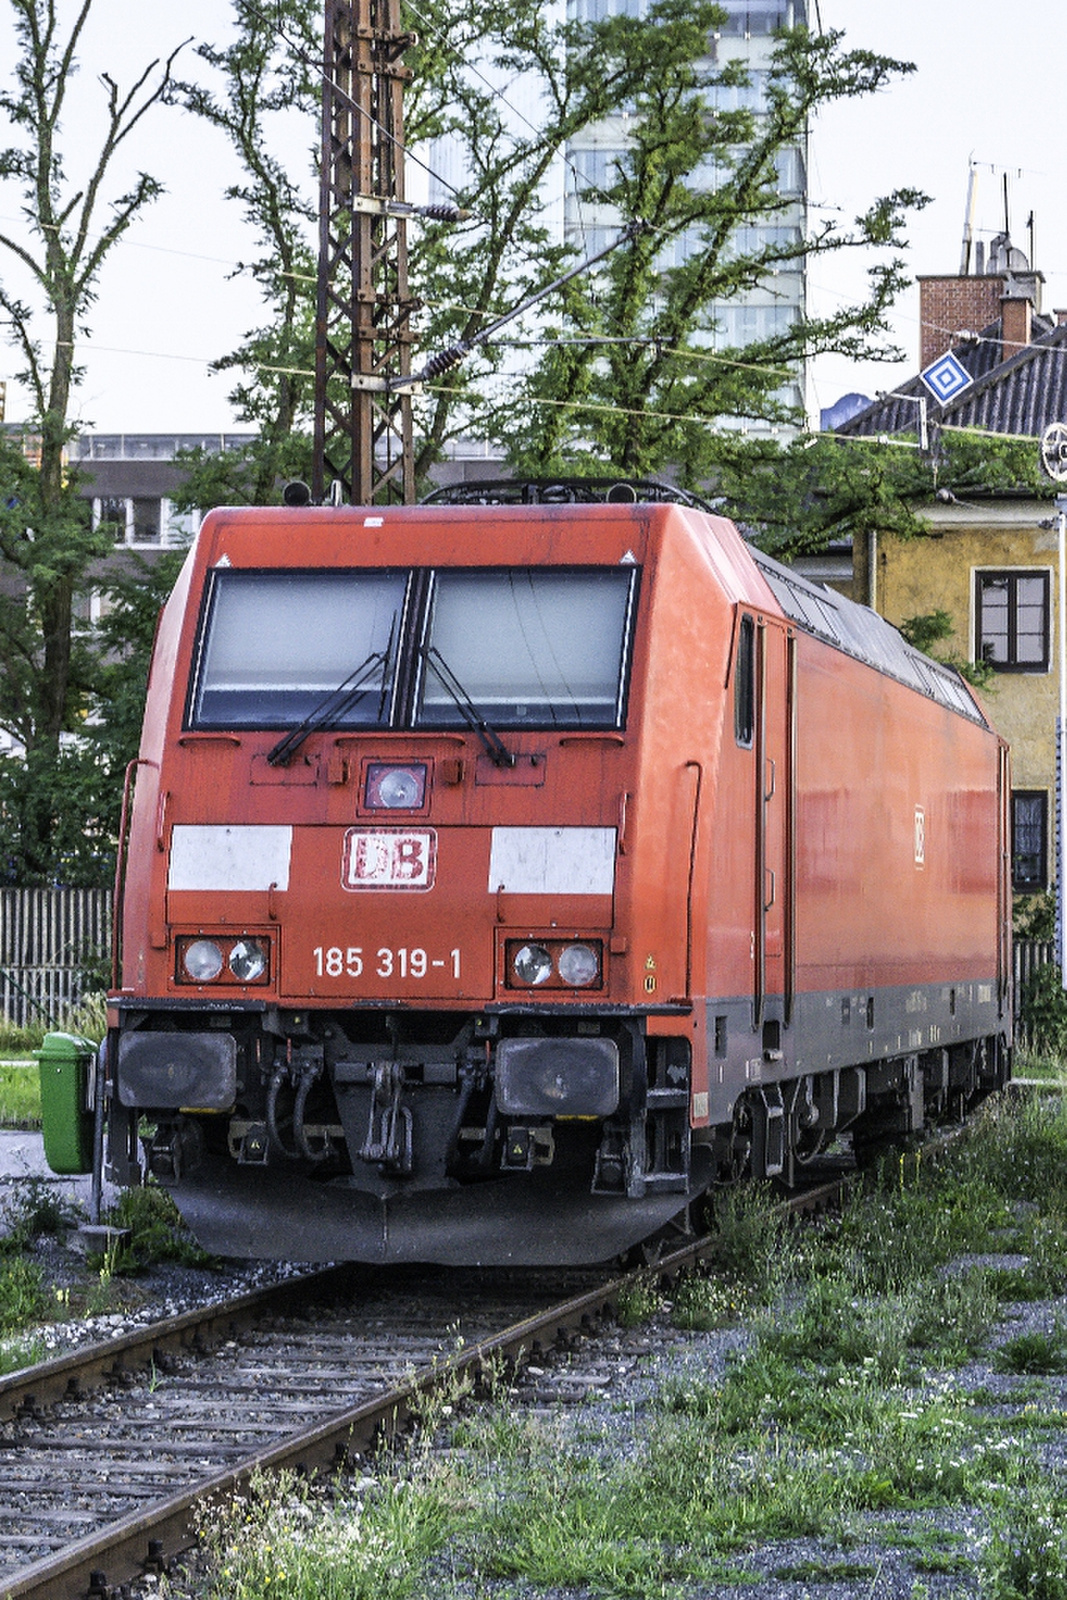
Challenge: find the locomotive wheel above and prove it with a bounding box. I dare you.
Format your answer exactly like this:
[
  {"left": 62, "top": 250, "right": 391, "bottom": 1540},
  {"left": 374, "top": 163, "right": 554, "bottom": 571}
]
[
  {"left": 790, "top": 1123, "right": 828, "bottom": 1166},
  {"left": 721, "top": 1102, "right": 752, "bottom": 1183}
]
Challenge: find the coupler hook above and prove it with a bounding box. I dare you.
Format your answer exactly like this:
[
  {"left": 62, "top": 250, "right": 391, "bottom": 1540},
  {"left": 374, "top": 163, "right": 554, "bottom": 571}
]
[{"left": 360, "top": 1061, "right": 413, "bottom": 1174}]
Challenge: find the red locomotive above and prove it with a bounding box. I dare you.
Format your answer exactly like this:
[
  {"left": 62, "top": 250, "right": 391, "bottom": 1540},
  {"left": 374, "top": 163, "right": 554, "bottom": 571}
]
[{"left": 103, "top": 493, "right": 1011, "bottom": 1262}]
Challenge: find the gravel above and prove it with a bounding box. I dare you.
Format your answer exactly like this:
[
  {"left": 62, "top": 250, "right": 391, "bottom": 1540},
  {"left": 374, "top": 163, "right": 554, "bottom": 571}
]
[
  {"left": 6, "top": 1165, "right": 1067, "bottom": 1599},
  {"left": 117, "top": 1264, "right": 1067, "bottom": 1600}
]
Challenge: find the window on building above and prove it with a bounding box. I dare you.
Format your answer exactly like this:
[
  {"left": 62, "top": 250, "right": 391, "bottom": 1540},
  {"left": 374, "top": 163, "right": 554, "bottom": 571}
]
[
  {"left": 1012, "top": 790, "right": 1048, "bottom": 892},
  {"left": 97, "top": 496, "right": 127, "bottom": 541},
  {"left": 567, "top": 147, "right": 629, "bottom": 197},
  {"left": 975, "top": 570, "right": 1051, "bottom": 670},
  {"left": 131, "top": 498, "right": 162, "bottom": 543}
]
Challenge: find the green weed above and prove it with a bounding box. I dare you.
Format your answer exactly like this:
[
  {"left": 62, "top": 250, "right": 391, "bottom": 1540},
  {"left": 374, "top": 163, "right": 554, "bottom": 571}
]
[
  {"left": 0, "top": 1062, "right": 41, "bottom": 1128},
  {"left": 704, "top": 1182, "right": 790, "bottom": 1301},
  {"left": 669, "top": 1268, "right": 747, "bottom": 1331},
  {"left": 994, "top": 1324, "right": 1067, "bottom": 1376},
  {"left": 0, "top": 1175, "right": 82, "bottom": 1251},
  {"left": 0, "top": 1334, "right": 44, "bottom": 1374},
  {"left": 614, "top": 1275, "right": 663, "bottom": 1327},
  {"left": 199, "top": 1469, "right": 450, "bottom": 1600},
  {"left": 982, "top": 1489, "right": 1067, "bottom": 1600},
  {"left": 96, "top": 1183, "right": 214, "bottom": 1274},
  {"left": 773, "top": 1558, "right": 878, "bottom": 1580},
  {"left": 0, "top": 1256, "right": 51, "bottom": 1332},
  {"left": 904, "top": 1269, "right": 998, "bottom": 1363}
]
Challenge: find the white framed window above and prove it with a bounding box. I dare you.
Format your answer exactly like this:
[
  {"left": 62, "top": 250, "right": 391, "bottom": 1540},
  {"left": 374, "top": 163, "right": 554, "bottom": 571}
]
[{"left": 974, "top": 569, "right": 1052, "bottom": 672}]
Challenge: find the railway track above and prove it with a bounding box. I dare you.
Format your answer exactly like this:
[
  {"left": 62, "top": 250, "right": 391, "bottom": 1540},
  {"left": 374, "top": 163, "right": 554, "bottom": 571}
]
[{"left": 0, "top": 1172, "right": 849, "bottom": 1600}]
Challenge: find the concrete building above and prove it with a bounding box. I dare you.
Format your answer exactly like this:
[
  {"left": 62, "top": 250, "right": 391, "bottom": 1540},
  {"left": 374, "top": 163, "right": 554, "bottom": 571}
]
[{"left": 70, "top": 432, "right": 256, "bottom": 558}]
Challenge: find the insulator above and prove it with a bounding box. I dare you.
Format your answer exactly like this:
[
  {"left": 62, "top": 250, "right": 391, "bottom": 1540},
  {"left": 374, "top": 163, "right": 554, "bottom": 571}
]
[
  {"left": 420, "top": 343, "right": 469, "bottom": 381},
  {"left": 416, "top": 204, "right": 472, "bottom": 223}
]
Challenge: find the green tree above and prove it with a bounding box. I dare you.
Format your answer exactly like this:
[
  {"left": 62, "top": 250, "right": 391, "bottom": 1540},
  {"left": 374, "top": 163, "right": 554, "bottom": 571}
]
[
  {"left": 0, "top": 0, "right": 182, "bottom": 881},
  {"left": 175, "top": 3, "right": 925, "bottom": 501},
  {"left": 715, "top": 429, "right": 1050, "bottom": 559},
  {"left": 493, "top": 9, "right": 924, "bottom": 483}
]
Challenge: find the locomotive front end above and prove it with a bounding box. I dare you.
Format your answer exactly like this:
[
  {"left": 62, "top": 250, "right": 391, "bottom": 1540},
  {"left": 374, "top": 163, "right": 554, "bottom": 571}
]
[{"left": 107, "top": 505, "right": 706, "bottom": 1264}]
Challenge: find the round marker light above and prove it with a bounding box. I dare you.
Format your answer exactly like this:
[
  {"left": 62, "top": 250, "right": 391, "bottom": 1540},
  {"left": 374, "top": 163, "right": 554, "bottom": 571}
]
[
  {"left": 513, "top": 943, "right": 553, "bottom": 986},
  {"left": 557, "top": 942, "right": 600, "bottom": 987},
  {"left": 229, "top": 938, "right": 268, "bottom": 983},
  {"left": 182, "top": 939, "right": 224, "bottom": 982},
  {"left": 365, "top": 762, "right": 427, "bottom": 810}
]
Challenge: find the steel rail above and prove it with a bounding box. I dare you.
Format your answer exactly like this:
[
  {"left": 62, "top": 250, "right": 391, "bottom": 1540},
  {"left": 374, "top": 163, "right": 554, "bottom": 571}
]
[
  {"left": 0, "top": 1176, "right": 857, "bottom": 1600},
  {"left": 0, "top": 1266, "right": 350, "bottom": 1425}
]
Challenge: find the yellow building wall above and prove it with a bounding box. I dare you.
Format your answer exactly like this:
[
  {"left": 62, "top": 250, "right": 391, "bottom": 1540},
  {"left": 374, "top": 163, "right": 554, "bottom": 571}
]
[{"left": 869, "top": 500, "right": 1056, "bottom": 890}]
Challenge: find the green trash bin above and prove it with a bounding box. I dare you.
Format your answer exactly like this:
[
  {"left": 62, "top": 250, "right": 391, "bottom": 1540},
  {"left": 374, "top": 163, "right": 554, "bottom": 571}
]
[{"left": 36, "top": 1032, "right": 97, "bottom": 1176}]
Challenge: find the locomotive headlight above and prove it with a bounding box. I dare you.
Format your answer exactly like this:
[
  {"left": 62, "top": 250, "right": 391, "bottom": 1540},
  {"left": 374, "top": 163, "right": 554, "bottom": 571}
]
[
  {"left": 176, "top": 934, "right": 272, "bottom": 986},
  {"left": 365, "top": 762, "right": 427, "bottom": 810},
  {"left": 229, "top": 938, "right": 268, "bottom": 983},
  {"left": 505, "top": 937, "right": 605, "bottom": 991},
  {"left": 556, "top": 942, "right": 600, "bottom": 987},
  {"left": 182, "top": 939, "right": 224, "bottom": 982},
  {"left": 513, "top": 943, "right": 553, "bottom": 986}
]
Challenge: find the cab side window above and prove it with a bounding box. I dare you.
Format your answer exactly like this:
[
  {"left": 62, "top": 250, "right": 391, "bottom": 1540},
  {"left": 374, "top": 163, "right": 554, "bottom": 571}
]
[{"left": 734, "top": 614, "right": 755, "bottom": 747}]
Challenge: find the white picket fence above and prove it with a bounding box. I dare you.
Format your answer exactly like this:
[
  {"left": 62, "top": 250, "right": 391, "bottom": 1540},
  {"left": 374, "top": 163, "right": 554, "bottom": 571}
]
[{"left": 0, "top": 888, "right": 111, "bottom": 1029}]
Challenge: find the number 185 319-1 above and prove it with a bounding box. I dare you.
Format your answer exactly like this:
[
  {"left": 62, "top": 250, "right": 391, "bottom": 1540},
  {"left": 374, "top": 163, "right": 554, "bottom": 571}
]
[{"left": 313, "top": 946, "right": 461, "bottom": 980}]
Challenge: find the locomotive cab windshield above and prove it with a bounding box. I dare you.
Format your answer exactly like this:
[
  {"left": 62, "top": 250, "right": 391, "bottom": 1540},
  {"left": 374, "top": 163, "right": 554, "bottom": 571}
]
[{"left": 188, "top": 565, "right": 639, "bottom": 735}]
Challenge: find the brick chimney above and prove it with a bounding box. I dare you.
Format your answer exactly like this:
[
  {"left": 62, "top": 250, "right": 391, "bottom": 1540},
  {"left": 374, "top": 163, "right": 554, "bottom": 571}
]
[
  {"left": 918, "top": 274, "right": 1006, "bottom": 369},
  {"left": 1001, "top": 272, "right": 1042, "bottom": 359}
]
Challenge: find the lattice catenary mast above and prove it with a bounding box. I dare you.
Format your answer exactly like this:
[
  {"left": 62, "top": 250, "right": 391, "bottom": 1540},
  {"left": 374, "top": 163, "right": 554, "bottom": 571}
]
[{"left": 313, "top": 0, "right": 416, "bottom": 505}]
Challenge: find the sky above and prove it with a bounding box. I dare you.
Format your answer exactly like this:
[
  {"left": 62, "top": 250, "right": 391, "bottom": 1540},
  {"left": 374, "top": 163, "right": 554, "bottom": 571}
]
[
  {"left": 0, "top": 0, "right": 1064, "bottom": 435},
  {"left": 809, "top": 0, "right": 1067, "bottom": 421}
]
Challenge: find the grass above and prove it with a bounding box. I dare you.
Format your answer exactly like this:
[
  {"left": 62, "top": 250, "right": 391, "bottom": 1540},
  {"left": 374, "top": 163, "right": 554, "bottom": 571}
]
[
  {"left": 0, "top": 1171, "right": 216, "bottom": 1336},
  {"left": 0, "top": 1061, "right": 42, "bottom": 1128},
  {"left": 185, "top": 1090, "right": 1067, "bottom": 1599},
  {"left": 0, "top": 995, "right": 107, "bottom": 1130},
  {"left": 1013, "top": 1045, "right": 1067, "bottom": 1082},
  {"left": 994, "top": 1323, "right": 1067, "bottom": 1375},
  {"left": 97, "top": 1183, "right": 215, "bottom": 1273}
]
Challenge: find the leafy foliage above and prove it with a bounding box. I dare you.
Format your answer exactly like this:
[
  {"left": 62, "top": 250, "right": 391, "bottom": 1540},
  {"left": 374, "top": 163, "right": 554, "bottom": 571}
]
[
  {"left": 173, "top": 2, "right": 929, "bottom": 503},
  {"left": 1018, "top": 961, "right": 1067, "bottom": 1058},
  {"left": 898, "top": 607, "right": 995, "bottom": 690},
  {"left": 716, "top": 428, "right": 1051, "bottom": 559},
  {"left": 0, "top": 2, "right": 182, "bottom": 881},
  {"left": 502, "top": 15, "right": 925, "bottom": 485}
]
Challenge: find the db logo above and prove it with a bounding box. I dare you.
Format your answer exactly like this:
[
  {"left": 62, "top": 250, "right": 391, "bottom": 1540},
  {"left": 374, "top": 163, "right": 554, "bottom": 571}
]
[{"left": 342, "top": 828, "right": 437, "bottom": 891}]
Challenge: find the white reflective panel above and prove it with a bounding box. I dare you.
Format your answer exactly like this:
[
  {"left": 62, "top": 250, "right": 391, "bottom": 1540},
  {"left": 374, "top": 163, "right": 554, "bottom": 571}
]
[
  {"left": 418, "top": 569, "right": 635, "bottom": 729},
  {"left": 488, "top": 827, "right": 617, "bottom": 895},
  {"left": 192, "top": 570, "right": 406, "bottom": 728},
  {"left": 168, "top": 825, "right": 292, "bottom": 891}
]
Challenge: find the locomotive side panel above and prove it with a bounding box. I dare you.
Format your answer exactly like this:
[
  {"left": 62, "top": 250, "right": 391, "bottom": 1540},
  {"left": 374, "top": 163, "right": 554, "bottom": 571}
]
[{"left": 793, "top": 633, "right": 1001, "bottom": 990}]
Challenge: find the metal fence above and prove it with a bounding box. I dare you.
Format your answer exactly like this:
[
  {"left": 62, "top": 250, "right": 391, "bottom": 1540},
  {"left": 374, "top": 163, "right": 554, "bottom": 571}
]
[
  {"left": 1014, "top": 938, "right": 1056, "bottom": 1050},
  {"left": 0, "top": 888, "right": 111, "bottom": 1030}
]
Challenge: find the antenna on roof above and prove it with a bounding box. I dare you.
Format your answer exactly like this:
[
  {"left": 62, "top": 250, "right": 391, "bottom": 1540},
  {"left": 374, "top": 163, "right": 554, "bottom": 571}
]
[{"left": 960, "top": 162, "right": 978, "bottom": 275}]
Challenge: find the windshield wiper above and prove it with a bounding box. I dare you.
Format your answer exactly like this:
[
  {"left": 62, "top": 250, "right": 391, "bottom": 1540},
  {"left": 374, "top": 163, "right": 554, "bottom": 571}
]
[
  {"left": 421, "top": 646, "right": 515, "bottom": 768},
  {"left": 267, "top": 649, "right": 388, "bottom": 767}
]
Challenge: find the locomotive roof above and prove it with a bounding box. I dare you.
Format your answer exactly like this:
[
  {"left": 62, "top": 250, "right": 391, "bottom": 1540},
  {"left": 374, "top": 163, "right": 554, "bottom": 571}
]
[{"left": 750, "top": 546, "right": 988, "bottom": 727}]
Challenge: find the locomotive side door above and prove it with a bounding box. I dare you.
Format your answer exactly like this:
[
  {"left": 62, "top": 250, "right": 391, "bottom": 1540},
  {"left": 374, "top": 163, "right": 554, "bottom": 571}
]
[{"left": 753, "top": 616, "right": 793, "bottom": 1035}]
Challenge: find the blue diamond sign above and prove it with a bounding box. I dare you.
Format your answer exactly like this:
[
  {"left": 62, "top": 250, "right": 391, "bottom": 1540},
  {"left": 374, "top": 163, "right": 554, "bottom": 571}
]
[{"left": 919, "top": 350, "right": 973, "bottom": 404}]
